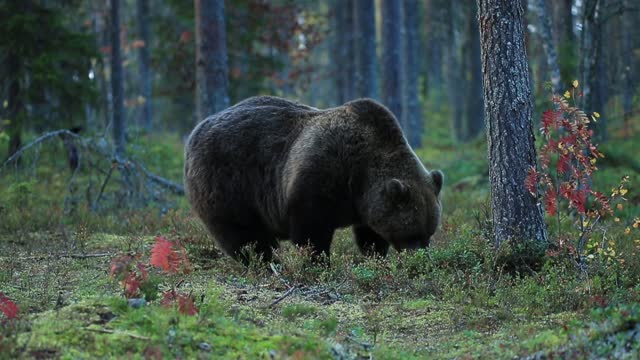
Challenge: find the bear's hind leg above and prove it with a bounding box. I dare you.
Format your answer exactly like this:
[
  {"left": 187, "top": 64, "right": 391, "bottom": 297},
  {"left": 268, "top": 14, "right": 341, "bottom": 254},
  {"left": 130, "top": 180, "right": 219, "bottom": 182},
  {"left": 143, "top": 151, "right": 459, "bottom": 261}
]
[
  {"left": 353, "top": 225, "right": 389, "bottom": 257},
  {"left": 210, "top": 221, "right": 278, "bottom": 264}
]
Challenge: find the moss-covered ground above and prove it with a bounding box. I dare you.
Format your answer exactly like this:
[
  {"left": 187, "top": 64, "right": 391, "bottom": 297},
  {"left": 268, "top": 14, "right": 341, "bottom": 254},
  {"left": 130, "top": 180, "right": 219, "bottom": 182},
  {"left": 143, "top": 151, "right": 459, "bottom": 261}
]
[{"left": 1, "top": 122, "right": 639, "bottom": 359}]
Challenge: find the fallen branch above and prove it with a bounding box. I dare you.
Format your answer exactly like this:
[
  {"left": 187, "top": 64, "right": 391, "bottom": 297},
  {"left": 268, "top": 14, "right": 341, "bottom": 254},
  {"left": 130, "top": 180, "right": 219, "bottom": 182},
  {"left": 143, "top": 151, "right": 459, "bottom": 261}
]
[
  {"left": 2, "top": 130, "right": 80, "bottom": 168},
  {"left": 1, "top": 129, "right": 184, "bottom": 196}
]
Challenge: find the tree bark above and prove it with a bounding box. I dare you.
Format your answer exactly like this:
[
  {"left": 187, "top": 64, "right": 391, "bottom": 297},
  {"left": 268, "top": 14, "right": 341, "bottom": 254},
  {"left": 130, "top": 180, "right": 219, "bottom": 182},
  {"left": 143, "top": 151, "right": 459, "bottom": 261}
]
[
  {"left": 535, "top": 0, "right": 563, "bottom": 95},
  {"left": 477, "top": 0, "right": 548, "bottom": 248},
  {"left": 136, "top": 0, "right": 153, "bottom": 130},
  {"left": 402, "top": 0, "right": 421, "bottom": 148},
  {"left": 110, "top": 0, "right": 126, "bottom": 159},
  {"left": 194, "top": 0, "right": 230, "bottom": 122},
  {"left": 353, "top": 0, "right": 378, "bottom": 100},
  {"left": 381, "top": 0, "right": 403, "bottom": 127}
]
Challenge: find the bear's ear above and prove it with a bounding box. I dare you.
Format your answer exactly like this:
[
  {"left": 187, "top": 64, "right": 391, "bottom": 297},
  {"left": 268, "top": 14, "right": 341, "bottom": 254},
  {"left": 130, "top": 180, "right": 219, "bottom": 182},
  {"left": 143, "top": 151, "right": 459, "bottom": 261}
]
[
  {"left": 384, "top": 178, "right": 408, "bottom": 199},
  {"left": 431, "top": 170, "right": 444, "bottom": 195}
]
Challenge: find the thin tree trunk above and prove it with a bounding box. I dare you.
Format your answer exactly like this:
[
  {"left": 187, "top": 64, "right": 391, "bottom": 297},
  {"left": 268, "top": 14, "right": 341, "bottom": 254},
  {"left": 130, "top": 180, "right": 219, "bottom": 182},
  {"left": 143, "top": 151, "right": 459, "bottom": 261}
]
[
  {"left": 465, "top": 0, "right": 484, "bottom": 140},
  {"left": 621, "top": 0, "right": 634, "bottom": 137},
  {"left": 343, "top": 0, "right": 356, "bottom": 101},
  {"left": 580, "top": 0, "right": 606, "bottom": 140},
  {"left": 535, "top": 0, "right": 563, "bottom": 95},
  {"left": 425, "top": 0, "right": 446, "bottom": 110},
  {"left": 110, "top": 0, "right": 126, "bottom": 159},
  {"left": 445, "top": 0, "right": 463, "bottom": 142},
  {"left": 6, "top": 54, "right": 22, "bottom": 160},
  {"left": 194, "top": 0, "right": 229, "bottom": 122},
  {"left": 477, "top": 0, "right": 548, "bottom": 248},
  {"left": 381, "top": 0, "right": 403, "bottom": 126},
  {"left": 402, "top": 0, "right": 421, "bottom": 148},
  {"left": 353, "top": 0, "right": 378, "bottom": 100},
  {"left": 136, "top": 0, "right": 153, "bottom": 130},
  {"left": 551, "top": 0, "right": 574, "bottom": 83}
]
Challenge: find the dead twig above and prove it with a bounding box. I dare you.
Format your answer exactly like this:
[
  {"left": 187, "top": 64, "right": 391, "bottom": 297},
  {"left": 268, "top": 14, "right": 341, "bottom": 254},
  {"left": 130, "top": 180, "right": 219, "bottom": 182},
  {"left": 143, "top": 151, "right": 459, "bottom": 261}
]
[
  {"left": 3, "top": 252, "right": 113, "bottom": 261},
  {"left": 269, "top": 286, "right": 299, "bottom": 307},
  {"left": 82, "top": 327, "right": 150, "bottom": 341}
]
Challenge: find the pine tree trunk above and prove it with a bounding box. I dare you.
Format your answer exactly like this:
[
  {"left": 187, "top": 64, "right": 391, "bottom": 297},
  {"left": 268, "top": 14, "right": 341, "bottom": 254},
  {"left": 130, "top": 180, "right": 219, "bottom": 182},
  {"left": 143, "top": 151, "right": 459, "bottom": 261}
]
[
  {"left": 465, "top": 0, "right": 484, "bottom": 140},
  {"left": 621, "top": 0, "right": 634, "bottom": 137},
  {"left": 551, "top": 0, "right": 574, "bottom": 83},
  {"left": 477, "top": 0, "right": 548, "bottom": 248},
  {"left": 402, "top": 0, "right": 421, "bottom": 148},
  {"left": 425, "top": 0, "right": 447, "bottom": 110},
  {"left": 194, "top": 0, "right": 229, "bottom": 122},
  {"left": 381, "top": 0, "right": 403, "bottom": 127},
  {"left": 110, "top": 0, "right": 126, "bottom": 159},
  {"left": 136, "top": 0, "right": 153, "bottom": 130},
  {"left": 353, "top": 0, "right": 378, "bottom": 100},
  {"left": 535, "top": 0, "right": 563, "bottom": 95},
  {"left": 445, "top": 0, "right": 463, "bottom": 142}
]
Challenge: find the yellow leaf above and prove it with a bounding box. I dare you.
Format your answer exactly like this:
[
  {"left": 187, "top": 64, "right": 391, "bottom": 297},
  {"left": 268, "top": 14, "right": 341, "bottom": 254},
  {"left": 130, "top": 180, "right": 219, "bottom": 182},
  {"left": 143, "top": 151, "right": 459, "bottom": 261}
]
[
  {"left": 593, "top": 111, "right": 600, "bottom": 118},
  {"left": 615, "top": 217, "right": 621, "bottom": 222},
  {"left": 564, "top": 91, "right": 571, "bottom": 99},
  {"left": 617, "top": 204, "right": 623, "bottom": 210},
  {"left": 625, "top": 227, "right": 631, "bottom": 235},
  {"left": 590, "top": 158, "right": 597, "bottom": 165},
  {"left": 633, "top": 218, "right": 640, "bottom": 228},
  {"left": 620, "top": 189, "right": 628, "bottom": 196},
  {"left": 572, "top": 80, "right": 579, "bottom": 88}
]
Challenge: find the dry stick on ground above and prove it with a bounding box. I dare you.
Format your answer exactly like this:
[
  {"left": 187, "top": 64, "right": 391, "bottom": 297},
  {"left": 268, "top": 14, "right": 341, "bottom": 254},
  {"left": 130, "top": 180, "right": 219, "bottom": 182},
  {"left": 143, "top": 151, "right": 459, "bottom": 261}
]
[
  {"left": 1, "top": 129, "right": 185, "bottom": 196},
  {"left": 269, "top": 286, "right": 300, "bottom": 308},
  {"left": 83, "top": 327, "right": 151, "bottom": 341},
  {"left": 1, "top": 252, "right": 113, "bottom": 261}
]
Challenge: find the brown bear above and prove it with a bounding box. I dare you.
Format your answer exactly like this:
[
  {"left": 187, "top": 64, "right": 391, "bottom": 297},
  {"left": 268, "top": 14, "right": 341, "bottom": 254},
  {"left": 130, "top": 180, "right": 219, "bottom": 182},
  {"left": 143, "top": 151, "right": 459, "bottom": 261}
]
[{"left": 184, "top": 96, "right": 443, "bottom": 262}]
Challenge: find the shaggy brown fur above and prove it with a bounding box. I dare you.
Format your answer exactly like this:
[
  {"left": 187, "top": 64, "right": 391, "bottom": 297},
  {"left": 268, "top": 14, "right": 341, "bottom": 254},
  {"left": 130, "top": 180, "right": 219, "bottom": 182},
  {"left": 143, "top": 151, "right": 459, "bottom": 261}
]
[{"left": 184, "top": 96, "right": 443, "bottom": 262}]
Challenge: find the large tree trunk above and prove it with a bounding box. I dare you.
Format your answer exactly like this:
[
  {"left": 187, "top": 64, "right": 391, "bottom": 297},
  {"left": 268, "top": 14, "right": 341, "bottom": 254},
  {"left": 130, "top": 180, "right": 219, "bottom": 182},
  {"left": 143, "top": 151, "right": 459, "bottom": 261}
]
[
  {"left": 110, "top": 0, "right": 126, "bottom": 159},
  {"left": 464, "top": 0, "right": 484, "bottom": 140},
  {"left": 477, "top": 0, "right": 548, "bottom": 248},
  {"left": 353, "top": 0, "right": 378, "bottom": 100},
  {"left": 136, "top": 0, "right": 153, "bottom": 130},
  {"left": 194, "top": 0, "right": 229, "bottom": 122},
  {"left": 402, "top": 0, "right": 421, "bottom": 148},
  {"left": 381, "top": 0, "right": 403, "bottom": 128},
  {"left": 535, "top": 0, "right": 563, "bottom": 95}
]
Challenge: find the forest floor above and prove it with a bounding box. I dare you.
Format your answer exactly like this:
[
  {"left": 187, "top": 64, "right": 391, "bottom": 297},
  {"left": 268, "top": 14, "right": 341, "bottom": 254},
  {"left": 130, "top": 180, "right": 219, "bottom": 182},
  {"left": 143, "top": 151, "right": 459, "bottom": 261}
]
[{"left": 1, "top": 125, "right": 640, "bottom": 359}]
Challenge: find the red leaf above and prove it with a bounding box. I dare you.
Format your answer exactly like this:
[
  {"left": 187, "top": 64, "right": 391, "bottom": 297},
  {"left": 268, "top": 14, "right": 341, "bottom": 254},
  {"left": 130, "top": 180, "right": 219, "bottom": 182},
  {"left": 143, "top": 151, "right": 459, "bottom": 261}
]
[
  {"left": 557, "top": 153, "right": 570, "bottom": 174},
  {"left": 150, "top": 236, "right": 191, "bottom": 274},
  {"left": 541, "top": 110, "right": 559, "bottom": 134},
  {"left": 123, "top": 273, "right": 141, "bottom": 297},
  {"left": 545, "top": 187, "right": 557, "bottom": 216},
  {"left": 150, "top": 237, "right": 175, "bottom": 272},
  {"left": 177, "top": 294, "right": 199, "bottom": 316},
  {"left": 525, "top": 167, "right": 538, "bottom": 195},
  {"left": 0, "top": 293, "right": 19, "bottom": 320}
]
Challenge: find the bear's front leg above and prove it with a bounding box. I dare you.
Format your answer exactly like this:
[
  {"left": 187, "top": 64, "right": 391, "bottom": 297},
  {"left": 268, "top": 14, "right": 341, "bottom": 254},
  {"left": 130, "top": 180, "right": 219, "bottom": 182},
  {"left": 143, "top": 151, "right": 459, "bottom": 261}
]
[
  {"left": 353, "top": 225, "right": 389, "bottom": 257},
  {"left": 288, "top": 209, "right": 335, "bottom": 261}
]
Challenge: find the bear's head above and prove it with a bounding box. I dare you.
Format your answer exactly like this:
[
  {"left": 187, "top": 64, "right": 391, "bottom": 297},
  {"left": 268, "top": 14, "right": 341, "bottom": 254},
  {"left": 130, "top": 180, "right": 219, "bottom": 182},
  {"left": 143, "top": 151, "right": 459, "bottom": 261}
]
[{"left": 367, "top": 170, "right": 443, "bottom": 251}]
